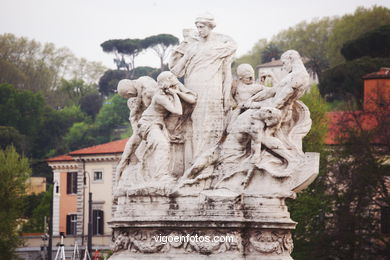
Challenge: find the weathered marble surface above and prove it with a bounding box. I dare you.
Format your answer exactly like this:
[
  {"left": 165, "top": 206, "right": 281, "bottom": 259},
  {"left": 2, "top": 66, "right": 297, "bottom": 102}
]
[{"left": 109, "top": 14, "right": 319, "bottom": 260}]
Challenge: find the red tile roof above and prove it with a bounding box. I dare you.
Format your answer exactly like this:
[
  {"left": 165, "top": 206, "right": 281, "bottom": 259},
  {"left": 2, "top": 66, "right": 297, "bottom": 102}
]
[
  {"left": 363, "top": 67, "right": 390, "bottom": 79},
  {"left": 69, "top": 138, "right": 128, "bottom": 156},
  {"left": 46, "top": 154, "right": 74, "bottom": 162},
  {"left": 46, "top": 138, "right": 128, "bottom": 162}
]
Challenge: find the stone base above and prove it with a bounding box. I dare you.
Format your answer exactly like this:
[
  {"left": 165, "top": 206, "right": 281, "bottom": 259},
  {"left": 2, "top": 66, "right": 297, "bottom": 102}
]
[
  {"left": 109, "top": 224, "right": 293, "bottom": 260},
  {"left": 108, "top": 152, "right": 320, "bottom": 259},
  {"left": 109, "top": 193, "right": 296, "bottom": 259}
]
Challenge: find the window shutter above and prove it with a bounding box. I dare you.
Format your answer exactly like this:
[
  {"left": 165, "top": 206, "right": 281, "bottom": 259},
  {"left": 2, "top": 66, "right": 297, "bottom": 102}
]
[
  {"left": 66, "top": 215, "right": 71, "bottom": 234},
  {"left": 99, "top": 211, "right": 104, "bottom": 235},
  {"left": 67, "top": 173, "right": 71, "bottom": 194},
  {"left": 72, "top": 172, "right": 77, "bottom": 194}
]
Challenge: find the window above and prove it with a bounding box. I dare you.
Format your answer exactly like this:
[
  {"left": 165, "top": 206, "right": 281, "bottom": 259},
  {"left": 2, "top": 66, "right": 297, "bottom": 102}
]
[
  {"left": 93, "top": 171, "right": 103, "bottom": 181},
  {"left": 66, "top": 214, "right": 77, "bottom": 235},
  {"left": 67, "top": 172, "right": 77, "bottom": 194},
  {"left": 381, "top": 207, "right": 390, "bottom": 234},
  {"left": 92, "top": 210, "right": 104, "bottom": 235}
]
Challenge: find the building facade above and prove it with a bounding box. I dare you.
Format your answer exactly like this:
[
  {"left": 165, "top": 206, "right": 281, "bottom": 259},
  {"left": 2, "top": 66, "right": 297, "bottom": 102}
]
[{"left": 47, "top": 139, "right": 127, "bottom": 246}]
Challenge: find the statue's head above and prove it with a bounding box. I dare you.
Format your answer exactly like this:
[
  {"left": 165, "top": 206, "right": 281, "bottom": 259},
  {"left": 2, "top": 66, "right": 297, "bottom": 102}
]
[
  {"left": 157, "top": 71, "right": 178, "bottom": 90},
  {"left": 117, "top": 79, "right": 138, "bottom": 98},
  {"left": 237, "top": 64, "right": 255, "bottom": 85},
  {"left": 255, "top": 107, "right": 282, "bottom": 127},
  {"left": 281, "top": 50, "right": 302, "bottom": 73},
  {"left": 195, "top": 13, "right": 215, "bottom": 38}
]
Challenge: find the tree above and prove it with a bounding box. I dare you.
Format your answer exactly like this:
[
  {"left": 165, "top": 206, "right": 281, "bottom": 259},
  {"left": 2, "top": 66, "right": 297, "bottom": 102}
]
[
  {"left": 63, "top": 121, "right": 97, "bottom": 151},
  {"left": 272, "top": 17, "right": 334, "bottom": 77},
  {"left": 0, "top": 84, "right": 45, "bottom": 139},
  {"left": 0, "top": 126, "right": 28, "bottom": 155},
  {"left": 79, "top": 92, "right": 104, "bottom": 119},
  {"left": 98, "top": 67, "right": 160, "bottom": 96},
  {"left": 326, "top": 6, "right": 390, "bottom": 67},
  {"left": 142, "top": 34, "right": 179, "bottom": 69},
  {"left": 0, "top": 33, "right": 106, "bottom": 108},
  {"left": 94, "top": 94, "right": 129, "bottom": 142},
  {"left": 319, "top": 57, "right": 390, "bottom": 102},
  {"left": 101, "top": 39, "right": 143, "bottom": 71},
  {"left": 21, "top": 189, "right": 52, "bottom": 233},
  {"left": 98, "top": 69, "right": 130, "bottom": 96},
  {"left": 287, "top": 85, "right": 332, "bottom": 259},
  {"left": 0, "top": 146, "right": 30, "bottom": 259},
  {"left": 34, "top": 105, "right": 89, "bottom": 158},
  {"left": 261, "top": 43, "right": 282, "bottom": 63},
  {"left": 233, "top": 39, "right": 269, "bottom": 74},
  {"left": 21, "top": 188, "right": 52, "bottom": 233},
  {"left": 324, "top": 102, "right": 390, "bottom": 259},
  {"left": 341, "top": 24, "right": 390, "bottom": 61},
  {"left": 58, "top": 78, "right": 96, "bottom": 105}
]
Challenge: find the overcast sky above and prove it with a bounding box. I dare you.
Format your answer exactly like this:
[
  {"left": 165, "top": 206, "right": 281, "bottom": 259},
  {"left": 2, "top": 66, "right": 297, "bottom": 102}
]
[{"left": 1, "top": 0, "right": 389, "bottom": 69}]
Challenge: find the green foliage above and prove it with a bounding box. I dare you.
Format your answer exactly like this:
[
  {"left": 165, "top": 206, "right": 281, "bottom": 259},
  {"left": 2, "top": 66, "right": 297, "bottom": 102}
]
[
  {"left": 101, "top": 38, "right": 143, "bottom": 70},
  {"left": 22, "top": 188, "right": 52, "bottom": 233},
  {"left": 98, "top": 69, "right": 130, "bottom": 96},
  {"left": 319, "top": 57, "right": 390, "bottom": 102},
  {"left": 0, "top": 146, "right": 31, "bottom": 259},
  {"left": 324, "top": 105, "right": 390, "bottom": 259},
  {"left": 238, "top": 6, "right": 390, "bottom": 78},
  {"left": 301, "top": 85, "right": 329, "bottom": 152},
  {"left": 327, "top": 6, "right": 390, "bottom": 66},
  {"left": 95, "top": 95, "right": 129, "bottom": 136},
  {"left": 64, "top": 93, "right": 131, "bottom": 149},
  {"left": 98, "top": 67, "right": 160, "bottom": 96},
  {"left": 101, "top": 34, "right": 178, "bottom": 70},
  {"left": 58, "top": 78, "right": 97, "bottom": 105},
  {"left": 64, "top": 122, "right": 97, "bottom": 151},
  {"left": 0, "top": 84, "right": 45, "bottom": 137},
  {"left": 261, "top": 43, "right": 282, "bottom": 63},
  {"left": 341, "top": 24, "right": 390, "bottom": 61},
  {"left": 142, "top": 34, "right": 179, "bottom": 68},
  {"left": 271, "top": 17, "right": 335, "bottom": 77},
  {"left": 33, "top": 105, "right": 88, "bottom": 158},
  {"left": 288, "top": 85, "right": 331, "bottom": 259},
  {"left": 0, "top": 126, "right": 28, "bottom": 155},
  {"left": 79, "top": 92, "right": 104, "bottom": 119},
  {"left": 233, "top": 39, "right": 268, "bottom": 74},
  {"left": 0, "top": 33, "right": 106, "bottom": 108},
  {"left": 101, "top": 39, "right": 142, "bottom": 55},
  {"left": 131, "top": 66, "right": 161, "bottom": 80}
]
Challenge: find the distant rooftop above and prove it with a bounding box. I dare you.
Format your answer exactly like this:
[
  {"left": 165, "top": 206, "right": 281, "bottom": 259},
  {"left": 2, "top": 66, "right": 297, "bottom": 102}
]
[
  {"left": 256, "top": 58, "right": 283, "bottom": 68},
  {"left": 47, "top": 138, "right": 128, "bottom": 162},
  {"left": 256, "top": 57, "right": 310, "bottom": 69},
  {"left": 363, "top": 67, "right": 390, "bottom": 79},
  {"left": 69, "top": 138, "right": 128, "bottom": 156}
]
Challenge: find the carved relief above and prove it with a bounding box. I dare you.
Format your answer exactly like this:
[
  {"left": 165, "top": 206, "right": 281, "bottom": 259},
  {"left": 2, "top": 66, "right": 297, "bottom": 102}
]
[
  {"left": 248, "top": 231, "right": 293, "bottom": 255},
  {"left": 112, "top": 229, "right": 239, "bottom": 255}
]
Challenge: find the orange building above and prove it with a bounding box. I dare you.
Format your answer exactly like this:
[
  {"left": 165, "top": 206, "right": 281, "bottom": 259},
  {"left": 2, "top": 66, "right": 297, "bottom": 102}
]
[
  {"left": 325, "top": 67, "right": 390, "bottom": 145},
  {"left": 47, "top": 139, "right": 127, "bottom": 244}
]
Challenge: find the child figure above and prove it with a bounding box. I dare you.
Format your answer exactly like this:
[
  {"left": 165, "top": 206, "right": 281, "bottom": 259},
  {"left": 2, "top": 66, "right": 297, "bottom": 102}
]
[
  {"left": 226, "top": 64, "right": 265, "bottom": 131},
  {"left": 233, "top": 64, "right": 264, "bottom": 106}
]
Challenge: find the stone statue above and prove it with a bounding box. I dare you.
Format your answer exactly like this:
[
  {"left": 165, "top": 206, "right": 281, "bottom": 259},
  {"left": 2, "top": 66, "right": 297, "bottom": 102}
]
[
  {"left": 178, "top": 50, "right": 311, "bottom": 191},
  {"left": 115, "top": 71, "right": 196, "bottom": 195},
  {"left": 169, "top": 13, "right": 237, "bottom": 159},
  {"left": 243, "top": 50, "right": 312, "bottom": 178},
  {"left": 228, "top": 64, "right": 265, "bottom": 130},
  {"left": 115, "top": 76, "right": 157, "bottom": 183},
  {"left": 110, "top": 15, "right": 319, "bottom": 260}
]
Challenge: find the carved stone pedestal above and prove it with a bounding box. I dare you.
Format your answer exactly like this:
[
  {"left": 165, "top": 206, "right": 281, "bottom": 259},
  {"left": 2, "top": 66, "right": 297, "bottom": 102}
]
[
  {"left": 109, "top": 152, "right": 319, "bottom": 259},
  {"left": 109, "top": 193, "right": 297, "bottom": 259}
]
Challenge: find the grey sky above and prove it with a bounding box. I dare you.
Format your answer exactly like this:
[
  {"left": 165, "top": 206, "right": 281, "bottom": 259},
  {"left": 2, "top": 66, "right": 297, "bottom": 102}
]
[{"left": 1, "top": 0, "right": 389, "bottom": 69}]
